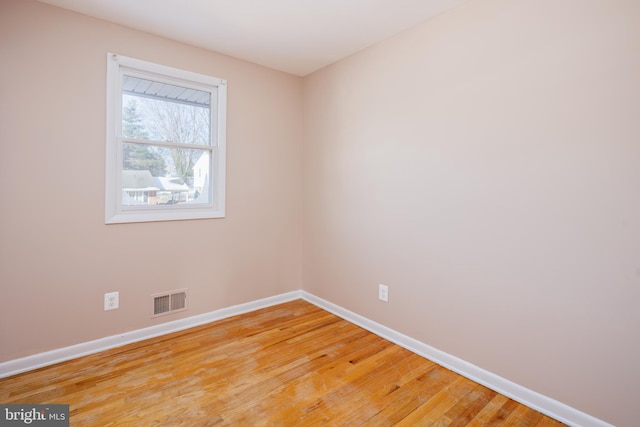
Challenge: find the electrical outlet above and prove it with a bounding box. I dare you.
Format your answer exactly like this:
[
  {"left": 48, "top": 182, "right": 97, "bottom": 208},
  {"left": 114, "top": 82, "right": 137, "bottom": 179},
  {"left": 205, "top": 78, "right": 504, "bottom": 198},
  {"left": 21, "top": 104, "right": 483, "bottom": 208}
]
[
  {"left": 378, "top": 284, "right": 389, "bottom": 302},
  {"left": 104, "top": 292, "right": 119, "bottom": 311}
]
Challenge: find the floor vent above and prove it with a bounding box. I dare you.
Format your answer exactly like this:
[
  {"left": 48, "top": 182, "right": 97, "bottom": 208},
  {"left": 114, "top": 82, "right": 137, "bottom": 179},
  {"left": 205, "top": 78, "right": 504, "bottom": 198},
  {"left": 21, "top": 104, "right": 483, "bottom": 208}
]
[{"left": 152, "top": 289, "right": 188, "bottom": 317}]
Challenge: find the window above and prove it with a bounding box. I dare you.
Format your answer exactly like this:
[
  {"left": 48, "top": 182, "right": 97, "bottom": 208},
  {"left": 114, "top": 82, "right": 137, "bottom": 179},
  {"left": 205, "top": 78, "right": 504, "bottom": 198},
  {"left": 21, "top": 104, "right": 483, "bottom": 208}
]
[{"left": 105, "top": 53, "right": 226, "bottom": 223}]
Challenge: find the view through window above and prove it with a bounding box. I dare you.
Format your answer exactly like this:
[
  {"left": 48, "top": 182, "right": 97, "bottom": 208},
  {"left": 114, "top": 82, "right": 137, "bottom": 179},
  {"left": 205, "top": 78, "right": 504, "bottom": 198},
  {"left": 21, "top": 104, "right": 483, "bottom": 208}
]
[{"left": 121, "top": 76, "right": 213, "bottom": 206}]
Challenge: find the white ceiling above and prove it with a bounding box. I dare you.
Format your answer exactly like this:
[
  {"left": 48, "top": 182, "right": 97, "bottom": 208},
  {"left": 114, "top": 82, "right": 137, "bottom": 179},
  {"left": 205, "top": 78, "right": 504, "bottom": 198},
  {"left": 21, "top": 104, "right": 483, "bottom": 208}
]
[{"left": 37, "top": 0, "right": 468, "bottom": 76}]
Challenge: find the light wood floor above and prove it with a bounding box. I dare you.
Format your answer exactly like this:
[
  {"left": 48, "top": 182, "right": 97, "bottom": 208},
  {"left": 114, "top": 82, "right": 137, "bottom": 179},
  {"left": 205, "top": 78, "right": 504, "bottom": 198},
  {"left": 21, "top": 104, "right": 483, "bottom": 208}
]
[{"left": 0, "top": 300, "right": 564, "bottom": 426}]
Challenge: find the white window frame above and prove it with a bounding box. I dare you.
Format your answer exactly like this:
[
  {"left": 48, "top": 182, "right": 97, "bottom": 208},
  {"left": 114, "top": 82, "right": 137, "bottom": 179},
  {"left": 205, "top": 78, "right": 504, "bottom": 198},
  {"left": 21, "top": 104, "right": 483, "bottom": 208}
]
[{"left": 105, "top": 53, "right": 226, "bottom": 224}]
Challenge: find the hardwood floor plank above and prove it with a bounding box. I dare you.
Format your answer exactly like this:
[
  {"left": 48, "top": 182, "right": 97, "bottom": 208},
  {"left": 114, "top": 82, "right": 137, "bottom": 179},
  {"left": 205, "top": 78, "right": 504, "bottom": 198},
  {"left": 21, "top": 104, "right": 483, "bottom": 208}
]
[
  {"left": 363, "top": 365, "right": 459, "bottom": 426},
  {"left": 446, "top": 384, "right": 498, "bottom": 426},
  {"left": 394, "top": 376, "right": 478, "bottom": 426},
  {"left": 536, "top": 416, "right": 569, "bottom": 427},
  {"left": 486, "top": 398, "right": 522, "bottom": 425},
  {"left": 502, "top": 404, "right": 544, "bottom": 427},
  {"left": 286, "top": 347, "right": 427, "bottom": 425},
  {"left": 467, "top": 393, "right": 511, "bottom": 426},
  {"left": 0, "top": 299, "right": 565, "bottom": 426}
]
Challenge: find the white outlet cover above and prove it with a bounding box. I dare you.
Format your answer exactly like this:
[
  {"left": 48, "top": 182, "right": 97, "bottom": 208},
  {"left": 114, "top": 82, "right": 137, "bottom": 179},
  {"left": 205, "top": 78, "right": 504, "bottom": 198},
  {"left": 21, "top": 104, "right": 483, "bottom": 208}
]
[
  {"left": 104, "top": 292, "right": 119, "bottom": 311},
  {"left": 378, "top": 284, "right": 389, "bottom": 302}
]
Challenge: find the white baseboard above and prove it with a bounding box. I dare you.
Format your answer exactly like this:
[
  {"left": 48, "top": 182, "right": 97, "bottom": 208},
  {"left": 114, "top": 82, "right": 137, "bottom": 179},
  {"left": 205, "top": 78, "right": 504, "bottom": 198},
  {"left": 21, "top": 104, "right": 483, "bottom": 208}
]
[
  {"left": 0, "top": 290, "right": 612, "bottom": 427},
  {"left": 0, "top": 290, "right": 303, "bottom": 379},
  {"left": 300, "top": 291, "right": 613, "bottom": 427}
]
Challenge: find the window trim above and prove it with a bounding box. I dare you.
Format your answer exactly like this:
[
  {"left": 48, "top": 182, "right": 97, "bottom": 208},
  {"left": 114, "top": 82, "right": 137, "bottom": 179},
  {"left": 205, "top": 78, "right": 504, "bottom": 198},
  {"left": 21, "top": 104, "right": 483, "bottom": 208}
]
[{"left": 105, "top": 53, "right": 226, "bottom": 224}]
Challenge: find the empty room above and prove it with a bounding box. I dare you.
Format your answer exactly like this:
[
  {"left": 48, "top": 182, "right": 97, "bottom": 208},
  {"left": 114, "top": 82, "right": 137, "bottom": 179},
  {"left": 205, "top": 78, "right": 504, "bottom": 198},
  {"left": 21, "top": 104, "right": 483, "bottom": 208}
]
[{"left": 1, "top": 0, "right": 638, "bottom": 425}]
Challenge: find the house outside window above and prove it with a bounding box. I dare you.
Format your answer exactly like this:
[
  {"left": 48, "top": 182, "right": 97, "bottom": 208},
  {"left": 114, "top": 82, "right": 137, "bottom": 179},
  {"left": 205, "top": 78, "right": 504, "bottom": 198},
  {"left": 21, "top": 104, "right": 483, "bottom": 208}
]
[{"left": 105, "top": 53, "right": 226, "bottom": 224}]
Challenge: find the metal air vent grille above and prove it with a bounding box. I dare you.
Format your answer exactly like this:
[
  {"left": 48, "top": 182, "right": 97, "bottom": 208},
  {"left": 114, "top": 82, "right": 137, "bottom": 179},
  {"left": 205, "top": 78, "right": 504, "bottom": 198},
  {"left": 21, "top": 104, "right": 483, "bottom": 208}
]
[{"left": 152, "top": 289, "right": 188, "bottom": 317}]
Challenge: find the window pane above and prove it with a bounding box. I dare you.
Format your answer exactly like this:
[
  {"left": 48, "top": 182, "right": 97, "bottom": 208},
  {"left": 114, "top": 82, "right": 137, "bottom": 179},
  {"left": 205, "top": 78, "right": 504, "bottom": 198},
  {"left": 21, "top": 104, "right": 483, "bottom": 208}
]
[
  {"left": 122, "top": 143, "right": 212, "bottom": 206},
  {"left": 122, "top": 75, "right": 211, "bottom": 146}
]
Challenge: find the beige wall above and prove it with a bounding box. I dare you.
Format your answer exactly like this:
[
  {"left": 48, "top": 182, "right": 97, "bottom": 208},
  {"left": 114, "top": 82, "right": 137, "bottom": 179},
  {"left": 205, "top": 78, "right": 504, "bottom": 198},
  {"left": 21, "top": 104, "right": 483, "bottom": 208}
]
[
  {"left": 303, "top": 0, "right": 640, "bottom": 426},
  {"left": 0, "top": 0, "right": 303, "bottom": 361}
]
